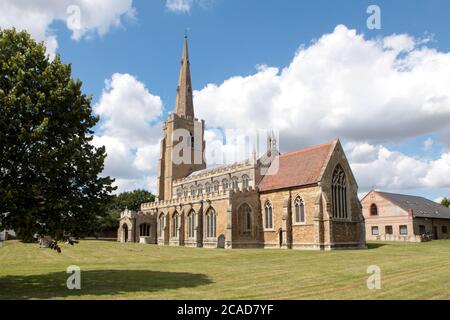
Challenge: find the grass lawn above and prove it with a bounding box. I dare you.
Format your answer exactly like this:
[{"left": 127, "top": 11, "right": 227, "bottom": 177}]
[{"left": 1, "top": 239, "right": 449, "bottom": 300}]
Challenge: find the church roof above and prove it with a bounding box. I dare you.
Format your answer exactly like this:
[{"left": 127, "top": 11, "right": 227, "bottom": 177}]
[
  {"left": 369, "top": 191, "right": 450, "bottom": 220},
  {"left": 187, "top": 160, "right": 252, "bottom": 178},
  {"left": 258, "top": 141, "right": 335, "bottom": 192}
]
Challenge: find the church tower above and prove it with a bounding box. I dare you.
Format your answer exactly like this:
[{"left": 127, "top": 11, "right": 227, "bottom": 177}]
[{"left": 156, "top": 35, "right": 206, "bottom": 201}]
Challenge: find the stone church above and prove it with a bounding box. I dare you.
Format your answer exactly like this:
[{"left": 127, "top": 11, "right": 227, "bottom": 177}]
[{"left": 118, "top": 36, "right": 366, "bottom": 250}]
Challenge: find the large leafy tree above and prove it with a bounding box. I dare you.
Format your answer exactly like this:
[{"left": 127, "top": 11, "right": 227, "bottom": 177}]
[{"left": 0, "top": 29, "right": 116, "bottom": 243}]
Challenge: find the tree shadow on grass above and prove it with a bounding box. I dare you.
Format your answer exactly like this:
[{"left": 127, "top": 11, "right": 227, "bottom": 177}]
[
  {"left": 367, "top": 242, "right": 389, "bottom": 249},
  {"left": 0, "top": 270, "right": 212, "bottom": 300}
]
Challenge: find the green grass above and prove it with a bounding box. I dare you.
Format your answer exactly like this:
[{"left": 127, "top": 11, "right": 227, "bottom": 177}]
[{"left": 1, "top": 239, "right": 450, "bottom": 300}]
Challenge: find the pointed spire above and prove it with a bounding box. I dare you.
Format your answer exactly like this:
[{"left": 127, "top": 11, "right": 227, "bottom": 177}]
[{"left": 174, "top": 33, "right": 194, "bottom": 118}]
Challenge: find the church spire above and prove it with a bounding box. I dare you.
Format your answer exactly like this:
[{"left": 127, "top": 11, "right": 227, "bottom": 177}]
[{"left": 174, "top": 34, "right": 194, "bottom": 118}]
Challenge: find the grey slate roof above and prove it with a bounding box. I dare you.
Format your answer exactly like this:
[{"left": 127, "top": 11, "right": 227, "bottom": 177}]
[
  {"left": 187, "top": 159, "right": 251, "bottom": 178},
  {"left": 377, "top": 191, "right": 450, "bottom": 220}
]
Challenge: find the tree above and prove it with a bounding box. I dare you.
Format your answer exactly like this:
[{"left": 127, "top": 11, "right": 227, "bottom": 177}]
[
  {"left": 0, "top": 29, "right": 116, "bottom": 246},
  {"left": 111, "top": 189, "right": 155, "bottom": 212},
  {"left": 94, "top": 190, "right": 155, "bottom": 235},
  {"left": 442, "top": 198, "right": 450, "bottom": 208}
]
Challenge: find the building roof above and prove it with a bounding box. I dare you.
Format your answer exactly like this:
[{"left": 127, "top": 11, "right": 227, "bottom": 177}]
[
  {"left": 187, "top": 160, "right": 252, "bottom": 178},
  {"left": 258, "top": 141, "right": 335, "bottom": 192},
  {"left": 374, "top": 191, "right": 450, "bottom": 220}
]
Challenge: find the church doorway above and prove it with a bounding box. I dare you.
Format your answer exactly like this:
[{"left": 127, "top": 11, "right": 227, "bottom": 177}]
[{"left": 123, "top": 224, "right": 128, "bottom": 242}]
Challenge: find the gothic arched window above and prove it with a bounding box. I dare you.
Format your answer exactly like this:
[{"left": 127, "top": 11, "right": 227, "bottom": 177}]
[
  {"left": 183, "top": 187, "right": 188, "bottom": 197},
  {"left": 205, "top": 208, "right": 216, "bottom": 238},
  {"left": 222, "top": 179, "right": 229, "bottom": 191},
  {"left": 176, "top": 188, "right": 182, "bottom": 198},
  {"left": 197, "top": 184, "right": 203, "bottom": 195},
  {"left": 231, "top": 177, "right": 239, "bottom": 191},
  {"left": 294, "top": 196, "right": 305, "bottom": 223},
  {"left": 264, "top": 201, "right": 273, "bottom": 229},
  {"left": 190, "top": 186, "right": 195, "bottom": 196},
  {"left": 332, "top": 165, "right": 348, "bottom": 219},
  {"left": 239, "top": 203, "right": 252, "bottom": 234},
  {"left": 158, "top": 213, "right": 165, "bottom": 237},
  {"left": 172, "top": 212, "right": 180, "bottom": 238},
  {"left": 242, "top": 175, "right": 250, "bottom": 189},
  {"left": 187, "top": 210, "right": 196, "bottom": 238},
  {"left": 205, "top": 183, "right": 211, "bottom": 194},
  {"left": 213, "top": 181, "right": 220, "bottom": 192}
]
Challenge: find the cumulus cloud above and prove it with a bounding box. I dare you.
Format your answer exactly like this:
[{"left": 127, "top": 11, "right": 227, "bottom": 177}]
[
  {"left": 166, "top": 0, "right": 193, "bottom": 13},
  {"left": 346, "top": 142, "right": 450, "bottom": 191},
  {"left": 195, "top": 25, "right": 450, "bottom": 149},
  {"left": 92, "top": 25, "right": 450, "bottom": 195},
  {"left": 165, "top": 0, "right": 214, "bottom": 13},
  {"left": 435, "top": 197, "right": 444, "bottom": 204},
  {"left": 0, "top": 0, "right": 135, "bottom": 58},
  {"left": 93, "top": 73, "right": 163, "bottom": 193},
  {"left": 193, "top": 25, "right": 450, "bottom": 193}
]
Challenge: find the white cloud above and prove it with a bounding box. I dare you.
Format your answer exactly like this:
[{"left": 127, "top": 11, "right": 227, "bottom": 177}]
[
  {"left": 165, "top": 0, "right": 213, "bottom": 13},
  {"left": 192, "top": 25, "right": 450, "bottom": 193},
  {"left": 92, "top": 25, "right": 450, "bottom": 196},
  {"left": 95, "top": 73, "right": 162, "bottom": 145},
  {"left": 0, "top": 0, "right": 135, "bottom": 59},
  {"left": 383, "top": 34, "right": 415, "bottom": 53},
  {"left": 422, "top": 152, "right": 450, "bottom": 188},
  {"left": 194, "top": 25, "right": 450, "bottom": 149},
  {"left": 166, "top": 0, "right": 193, "bottom": 13},
  {"left": 346, "top": 142, "right": 450, "bottom": 191},
  {"left": 435, "top": 197, "right": 444, "bottom": 204},
  {"left": 93, "top": 73, "right": 163, "bottom": 193}
]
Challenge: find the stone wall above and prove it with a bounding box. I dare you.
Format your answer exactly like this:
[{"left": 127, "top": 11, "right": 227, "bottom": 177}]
[
  {"left": 259, "top": 186, "right": 321, "bottom": 249},
  {"left": 317, "top": 140, "right": 366, "bottom": 249}
]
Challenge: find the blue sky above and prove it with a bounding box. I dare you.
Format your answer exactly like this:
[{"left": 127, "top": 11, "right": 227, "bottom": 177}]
[
  {"left": 55, "top": 0, "right": 450, "bottom": 111},
  {"left": 1, "top": 0, "right": 450, "bottom": 200}
]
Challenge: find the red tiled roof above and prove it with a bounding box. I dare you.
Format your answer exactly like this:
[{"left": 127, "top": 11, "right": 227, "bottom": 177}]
[{"left": 258, "top": 141, "right": 335, "bottom": 192}]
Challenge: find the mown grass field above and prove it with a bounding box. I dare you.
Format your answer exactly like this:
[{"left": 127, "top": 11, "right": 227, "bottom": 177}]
[{"left": 0, "top": 239, "right": 449, "bottom": 300}]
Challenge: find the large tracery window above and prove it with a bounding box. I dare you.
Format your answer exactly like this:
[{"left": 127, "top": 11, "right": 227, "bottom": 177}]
[
  {"left": 213, "top": 181, "right": 220, "bottom": 192},
  {"left": 242, "top": 175, "right": 250, "bottom": 189},
  {"left": 332, "top": 165, "right": 348, "bottom": 219},
  {"left": 187, "top": 210, "right": 196, "bottom": 238},
  {"left": 205, "top": 208, "right": 217, "bottom": 238},
  {"left": 294, "top": 196, "right": 305, "bottom": 223},
  {"left": 231, "top": 177, "right": 239, "bottom": 191},
  {"left": 222, "top": 179, "right": 229, "bottom": 191},
  {"left": 239, "top": 203, "right": 252, "bottom": 234},
  {"left": 264, "top": 201, "right": 273, "bottom": 229},
  {"left": 172, "top": 212, "right": 180, "bottom": 238},
  {"left": 158, "top": 214, "right": 165, "bottom": 237}
]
